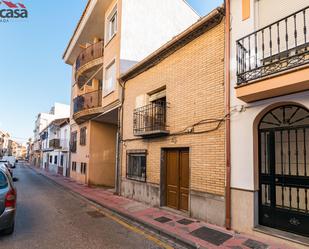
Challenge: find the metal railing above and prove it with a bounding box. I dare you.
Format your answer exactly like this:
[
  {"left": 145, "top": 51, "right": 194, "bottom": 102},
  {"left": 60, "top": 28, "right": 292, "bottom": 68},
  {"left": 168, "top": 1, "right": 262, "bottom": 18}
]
[
  {"left": 133, "top": 101, "right": 167, "bottom": 135},
  {"left": 237, "top": 6, "right": 309, "bottom": 84},
  {"left": 75, "top": 41, "right": 104, "bottom": 71},
  {"left": 73, "top": 89, "right": 102, "bottom": 114},
  {"left": 49, "top": 139, "right": 61, "bottom": 149}
]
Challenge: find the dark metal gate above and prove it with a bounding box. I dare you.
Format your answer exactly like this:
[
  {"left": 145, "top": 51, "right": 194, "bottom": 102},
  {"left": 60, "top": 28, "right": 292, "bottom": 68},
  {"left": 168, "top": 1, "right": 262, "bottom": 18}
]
[{"left": 259, "top": 105, "right": 309, "bottom": 237}]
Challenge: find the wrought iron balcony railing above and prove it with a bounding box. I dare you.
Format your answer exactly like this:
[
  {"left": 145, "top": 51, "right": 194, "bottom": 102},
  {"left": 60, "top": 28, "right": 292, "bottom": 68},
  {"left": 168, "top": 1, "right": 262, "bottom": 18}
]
[
  {"left": 133, "top": 101, "right": 168, "bottom": 137},
  {"left": 73, "top": 90, "right": 102, "bottom": 114},
  {"left": 75, "top": 41, "right": 104, "bottom": 71},
  {"left": 237, "top": 6, "right": 309, "bottom": 85},
  {"left": 49, "top": 139, "right": 61, "bottom": 149}
]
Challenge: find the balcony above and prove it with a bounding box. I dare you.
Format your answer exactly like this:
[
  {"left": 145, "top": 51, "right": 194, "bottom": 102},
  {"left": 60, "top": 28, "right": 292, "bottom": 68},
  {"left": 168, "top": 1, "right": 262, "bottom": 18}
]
[
  {"left": 49, "top": 139, "right": 61, "bottom": 149},
  {"left": 75, "top": 41, "right": 104, "bottom": 88},
  {"left": 73, "top": 89, "right": 102, "bottom": 123},
  {"left": 236, "top": 6, "right": 309, "bottom": 102},
  {"left": 133, "top": 102, "right": 169, "bottom": 138}
]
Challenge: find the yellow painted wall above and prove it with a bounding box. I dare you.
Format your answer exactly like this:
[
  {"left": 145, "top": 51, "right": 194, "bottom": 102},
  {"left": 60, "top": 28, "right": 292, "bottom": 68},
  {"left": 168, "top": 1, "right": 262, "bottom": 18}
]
[
  {"left": 88, "top": 121, "right": 117, "bottom": 187},
  {"left": 70, "top": 122, "right": 90, "bottom": 184}
]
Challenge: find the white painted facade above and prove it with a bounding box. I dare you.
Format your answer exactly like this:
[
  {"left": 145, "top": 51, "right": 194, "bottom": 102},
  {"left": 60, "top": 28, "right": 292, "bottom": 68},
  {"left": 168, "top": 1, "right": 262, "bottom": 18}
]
[
  {"left": 0, "top": 130, "right": 10, "bottom": 157},
  {"left": 119, "top": 0, "right": 199, "bottom": 72},
  {"left": 229, "top": 0, "right": 309, "bottom": 245},
  {"left": 41, "top": 119, "right": 70, "bottom": 176},
  {"left": 33, "top": 103, "right": 70, "bottom": 148},
  {"left": 230, "top": 0, "right": 309, "bottom": 191}
]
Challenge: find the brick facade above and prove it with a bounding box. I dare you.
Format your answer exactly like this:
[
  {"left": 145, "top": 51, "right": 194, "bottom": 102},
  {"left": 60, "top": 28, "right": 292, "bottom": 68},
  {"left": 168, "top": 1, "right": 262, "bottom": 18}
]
[{"left": 120, "top": 16, "right": 226, "bottom": 224}]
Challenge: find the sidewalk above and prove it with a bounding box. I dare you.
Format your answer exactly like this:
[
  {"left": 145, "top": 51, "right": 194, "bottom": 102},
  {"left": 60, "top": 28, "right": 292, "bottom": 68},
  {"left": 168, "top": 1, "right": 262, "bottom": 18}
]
[{"left": 28, "top": 165, "right": 288, "bottom": 249}]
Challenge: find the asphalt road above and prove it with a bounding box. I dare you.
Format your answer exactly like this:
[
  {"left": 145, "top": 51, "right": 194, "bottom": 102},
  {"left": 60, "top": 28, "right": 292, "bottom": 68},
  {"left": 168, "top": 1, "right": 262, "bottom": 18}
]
[{"left": 0, "top": 164, "right": 165, "bottom": 249}]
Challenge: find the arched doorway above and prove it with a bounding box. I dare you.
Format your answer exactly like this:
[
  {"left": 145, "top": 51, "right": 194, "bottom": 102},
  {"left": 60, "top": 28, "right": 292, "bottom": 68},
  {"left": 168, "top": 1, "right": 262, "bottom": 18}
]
[{"left": 258, "top": 104, "right": 309, "bottom": 237}]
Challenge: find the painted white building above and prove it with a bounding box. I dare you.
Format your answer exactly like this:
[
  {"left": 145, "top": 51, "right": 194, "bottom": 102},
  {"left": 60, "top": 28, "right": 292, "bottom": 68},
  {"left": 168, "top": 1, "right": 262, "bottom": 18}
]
[
  {"left": 32, "top": 103, "right": 70, "bottom": 167},
  {"left": 41, "top": 118, "right": 70, "bottom": 176},
  {"left": 0, "top": 130, "right": 10, "bottom": 157},
  {"left": 229, "top": 0, "right": 309, "bottom": 247}
]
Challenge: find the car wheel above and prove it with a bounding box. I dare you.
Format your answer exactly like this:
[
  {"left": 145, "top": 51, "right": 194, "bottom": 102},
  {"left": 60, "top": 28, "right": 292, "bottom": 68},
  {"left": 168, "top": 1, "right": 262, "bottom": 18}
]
[{"left": 2, "top": 224, "right": 14, "bottom": 235}]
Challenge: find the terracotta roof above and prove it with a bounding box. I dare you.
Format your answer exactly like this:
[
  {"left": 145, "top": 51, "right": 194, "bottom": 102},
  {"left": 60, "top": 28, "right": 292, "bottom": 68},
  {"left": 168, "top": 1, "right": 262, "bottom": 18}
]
[{"left": 120, "top": 6, "right": 224, "bottom": 82}]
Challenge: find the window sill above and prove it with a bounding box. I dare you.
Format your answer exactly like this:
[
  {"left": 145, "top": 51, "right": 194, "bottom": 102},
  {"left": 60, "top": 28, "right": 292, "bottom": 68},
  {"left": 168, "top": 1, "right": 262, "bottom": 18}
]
[
  {"left": 105, "top": 33, "right": 117, "bottom": 47},
  {"left": 103, "top": 89, "right": 115, "bottom": 98},
  {"left": 126, "top": 177, "right": 146, "bottom": 183}
]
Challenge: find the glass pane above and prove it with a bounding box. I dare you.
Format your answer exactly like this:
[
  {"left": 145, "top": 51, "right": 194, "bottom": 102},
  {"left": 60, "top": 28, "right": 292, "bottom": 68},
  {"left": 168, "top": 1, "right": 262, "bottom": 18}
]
[{"left": 0, "top": 172, "right": 8, "bottom": 189}]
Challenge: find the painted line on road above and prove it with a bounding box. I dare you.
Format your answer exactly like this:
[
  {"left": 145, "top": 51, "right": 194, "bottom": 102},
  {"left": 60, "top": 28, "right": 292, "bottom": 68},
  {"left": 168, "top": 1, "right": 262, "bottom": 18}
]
[{"left": 93, "top": 207, "right": 174, "bottom": 249}]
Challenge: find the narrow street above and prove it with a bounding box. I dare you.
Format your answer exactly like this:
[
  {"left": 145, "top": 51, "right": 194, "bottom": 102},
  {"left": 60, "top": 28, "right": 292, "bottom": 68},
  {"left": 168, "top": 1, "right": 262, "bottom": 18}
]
[{"left": 0, "top": 163, "right": 166, "bottom": 249}]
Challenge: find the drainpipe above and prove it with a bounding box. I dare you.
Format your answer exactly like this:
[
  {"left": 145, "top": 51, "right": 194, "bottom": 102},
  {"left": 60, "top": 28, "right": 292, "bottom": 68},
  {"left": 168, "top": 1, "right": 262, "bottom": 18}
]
[
  {"left": 115, "top": 115, "right": 120, "bottom": 194},
  {"left": 115, "top": 79, "right": 125, "bottom": 195},
  {"left": 225, "top": 0, "right": 232, "bottom": 230}
]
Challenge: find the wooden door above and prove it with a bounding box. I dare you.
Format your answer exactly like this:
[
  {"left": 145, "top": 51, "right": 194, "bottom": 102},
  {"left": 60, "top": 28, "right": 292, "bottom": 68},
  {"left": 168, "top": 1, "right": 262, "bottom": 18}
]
[{"left": 166, "top": 149, "right": 189, "bottom": 211}]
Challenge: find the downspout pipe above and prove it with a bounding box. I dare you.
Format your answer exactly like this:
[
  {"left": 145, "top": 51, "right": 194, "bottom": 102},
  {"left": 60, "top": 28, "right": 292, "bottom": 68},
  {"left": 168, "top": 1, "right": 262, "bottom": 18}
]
[
  {"left": 225, "top": 0, "right": 232, "bottom": 230},
  {"left": 115, "top": 79, "right": 125, "bottom": 195}
]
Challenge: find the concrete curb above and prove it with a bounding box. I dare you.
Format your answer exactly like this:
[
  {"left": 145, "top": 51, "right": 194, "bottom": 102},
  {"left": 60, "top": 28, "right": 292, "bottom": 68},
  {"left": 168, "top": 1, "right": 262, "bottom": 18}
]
[{"left": 27, "top": 165, "right": 199, "bottom": 249}]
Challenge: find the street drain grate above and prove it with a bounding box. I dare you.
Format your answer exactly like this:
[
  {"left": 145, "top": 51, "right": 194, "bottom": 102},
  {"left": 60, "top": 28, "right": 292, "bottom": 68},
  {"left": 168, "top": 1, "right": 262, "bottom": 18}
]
[
  {"left": 86, "top": 211, "right": 105, "bottom": 218},
  {"left": 177, "top": 218, "right": 194, "bottom": 225},
  {"left": 154, "top": 216, "right": 172, "bottom": 223},
  {"left": 243, "top": 239, "right": 269, "bottom": 249},
  {"left": 190, "top": 226, "right": 232, "bottom": 246}
]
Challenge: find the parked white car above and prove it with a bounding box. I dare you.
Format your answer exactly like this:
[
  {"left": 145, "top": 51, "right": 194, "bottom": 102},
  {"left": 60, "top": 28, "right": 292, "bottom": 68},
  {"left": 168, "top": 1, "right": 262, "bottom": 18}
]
[{"left": 2, "top": 156, "right": 16, "bottom": 169}]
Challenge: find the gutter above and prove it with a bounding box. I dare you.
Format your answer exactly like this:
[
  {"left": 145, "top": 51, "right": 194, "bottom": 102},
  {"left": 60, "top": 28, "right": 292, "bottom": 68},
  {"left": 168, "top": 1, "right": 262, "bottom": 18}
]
[{"left": 224, "top": 0, "right": 232, "bottom": 230}]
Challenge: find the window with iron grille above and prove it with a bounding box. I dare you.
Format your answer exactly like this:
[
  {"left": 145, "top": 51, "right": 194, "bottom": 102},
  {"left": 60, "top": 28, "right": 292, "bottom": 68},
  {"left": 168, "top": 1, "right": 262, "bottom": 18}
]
[
  {"left": 80, "top": 127, "right": 87, "bottom": 146},
  {"left": 72, "top": 161, "right": 77, "bottom": 171},
  {"left": 49, "top": 155, "right": 52, "bottom": 163},
  {"left": 70, "top": 131, "right": 77, "bottom": 153},
  {"left": 126, "top": 151, "right": 147, "bottom": 182},
  {"left": 54, "top": 156, "right": 57, "bottom": 164},
  {"left": 81, "top": 162, "right": 87, "bottom": 175}
]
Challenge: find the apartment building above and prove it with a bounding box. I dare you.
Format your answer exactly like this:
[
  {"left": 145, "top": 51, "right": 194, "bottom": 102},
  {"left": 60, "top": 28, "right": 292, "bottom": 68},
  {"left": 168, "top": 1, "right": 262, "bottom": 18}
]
[
  {"left": 228, "top": 0, "right": 309, "bottom": 247},
  {"left": 7, "top": 139, "right": 19, "bottom": 157},
  {"left": 32, "top": 103, "right": 70, "bottom": 167},
  {"left": 119, "top": 8, "right": 225, "bottom": 225},
  {"left": 41, "top": 118, "right": 70, "bottom": 176},
  {"left": 0, "top": 130, "right": 10, "bottom": 157},
  {"left": 63, "top": 0, "right": 199, "bottom": 187}
]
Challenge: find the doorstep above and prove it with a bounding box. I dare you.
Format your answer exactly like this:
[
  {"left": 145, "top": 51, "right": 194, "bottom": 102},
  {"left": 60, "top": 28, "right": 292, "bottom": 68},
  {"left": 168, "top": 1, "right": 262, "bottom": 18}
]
[
  {"left": 27, "top": 164, "right": 291, "bottom": 249},
  {"left": 254, "top": 225, "right": 309, "bottom": 247}
]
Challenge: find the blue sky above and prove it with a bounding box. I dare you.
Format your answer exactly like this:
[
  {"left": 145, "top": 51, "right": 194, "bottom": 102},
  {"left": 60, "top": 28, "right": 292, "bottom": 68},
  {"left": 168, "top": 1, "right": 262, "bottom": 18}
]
[{"left": 0, "top": 0, "right": 223, "bottom": 143}]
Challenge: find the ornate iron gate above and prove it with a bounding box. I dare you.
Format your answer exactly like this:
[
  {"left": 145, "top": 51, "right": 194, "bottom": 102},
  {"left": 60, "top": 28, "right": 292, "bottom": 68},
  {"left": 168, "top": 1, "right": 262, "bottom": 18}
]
[{"left": 259, "top": 105, "right": 309, "bottom": 237}]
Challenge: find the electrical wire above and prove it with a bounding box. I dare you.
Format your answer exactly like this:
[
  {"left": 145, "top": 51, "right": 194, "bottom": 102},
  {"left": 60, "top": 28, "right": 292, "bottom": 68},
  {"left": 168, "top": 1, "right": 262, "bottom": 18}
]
[{"left": 122, "top": 111, "right": 234, "bottom": 143}]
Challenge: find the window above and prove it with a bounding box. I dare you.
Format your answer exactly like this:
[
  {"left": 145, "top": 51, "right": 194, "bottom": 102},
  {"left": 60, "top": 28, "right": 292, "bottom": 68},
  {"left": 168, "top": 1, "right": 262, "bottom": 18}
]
[
  {"left": 54, "top": 156, "right": 58, "bottom": 164},
  {"left": 72, "top": 161, "right": 77, "bottom": 172},
  {"left": 104, "top": 60, "right": 116, "bottom": 96},
  {"left": 80, "top": 127, "right": 87, "bottom": 146},
  {"left": 0, "top": 172, "right": 8, "bottom": 189},
  {"left": 106, "top": 6, "right": 117, "bottom": 42},
  {"left": 126, "top": 151, "right": 147, "bottom": 182},
  {"left": 60, "top": 155, "right": 64, "bottom": 167},
  {"left": 70, "top": 131, "right": 77, "bottom": 153},
  {"left": 49, "top": 155, "right": 52, "bottom": 163},
  {"left": 81, "top": 162, "right": 87, "bottom": 175}
]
